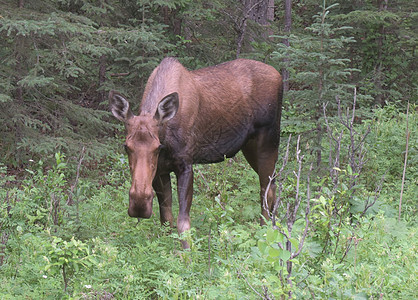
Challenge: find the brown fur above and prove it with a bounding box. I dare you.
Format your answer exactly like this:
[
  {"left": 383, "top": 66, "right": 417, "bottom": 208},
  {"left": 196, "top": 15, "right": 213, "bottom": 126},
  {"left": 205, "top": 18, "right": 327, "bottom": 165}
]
[{"left": 109, "top": 57, "right": 283, "bottom": 248}]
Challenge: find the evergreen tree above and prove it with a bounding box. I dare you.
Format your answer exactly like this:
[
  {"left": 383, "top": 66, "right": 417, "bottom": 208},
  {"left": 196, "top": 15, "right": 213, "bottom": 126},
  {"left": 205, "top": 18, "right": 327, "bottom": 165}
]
[
  {"left": 271, "top": 1, "right": 360, "bottom": 166},
  {"left": 332, "top": 0, "right": 417, "bottom": 106},
  {"left": 0, "top": 0, "right": 415, "bottom": 168},
  {"left": 0, "top": 0, "right": 172, "bottom": 166}
]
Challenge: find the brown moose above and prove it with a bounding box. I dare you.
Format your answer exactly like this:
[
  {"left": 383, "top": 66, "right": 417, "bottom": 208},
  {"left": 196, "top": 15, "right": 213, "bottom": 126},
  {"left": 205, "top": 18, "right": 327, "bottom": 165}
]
[{"left": 109, "top": 57, "right": 283, "bottom": 248}]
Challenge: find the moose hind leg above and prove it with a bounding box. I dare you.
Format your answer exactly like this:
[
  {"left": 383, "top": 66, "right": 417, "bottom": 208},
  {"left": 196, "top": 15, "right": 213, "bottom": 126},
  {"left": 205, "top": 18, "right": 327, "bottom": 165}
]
[{"left": 242, "top": 130, "right": 278, "bottom": 225}]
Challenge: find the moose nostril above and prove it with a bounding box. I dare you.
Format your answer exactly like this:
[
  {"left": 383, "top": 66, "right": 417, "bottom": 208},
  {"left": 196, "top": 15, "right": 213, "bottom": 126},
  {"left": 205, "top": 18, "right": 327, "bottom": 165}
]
[{"left": 128, "top": 199, "right": 153, "bottom": 218}]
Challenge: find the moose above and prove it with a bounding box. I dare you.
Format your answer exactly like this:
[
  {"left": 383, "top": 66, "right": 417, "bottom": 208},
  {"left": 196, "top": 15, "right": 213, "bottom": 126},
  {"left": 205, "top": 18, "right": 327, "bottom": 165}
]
[{"left": 109, "top": 57, "right": 283, "bottom": 248}]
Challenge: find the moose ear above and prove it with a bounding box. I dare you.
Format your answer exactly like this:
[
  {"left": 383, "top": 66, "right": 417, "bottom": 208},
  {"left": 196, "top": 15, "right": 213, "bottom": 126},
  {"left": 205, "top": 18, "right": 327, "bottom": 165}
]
[
  {"left": 109, "top": 90, "right": 134, "bottom": 122},
  {"left": 155, "top": 92, "right": 179, "bottom": 124}
]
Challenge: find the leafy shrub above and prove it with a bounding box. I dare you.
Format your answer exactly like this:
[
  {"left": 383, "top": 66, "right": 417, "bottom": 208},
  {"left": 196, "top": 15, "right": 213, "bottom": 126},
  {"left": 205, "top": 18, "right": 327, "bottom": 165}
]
[{"left": 1, "top": 106, "right": 416, "bottom": 299}]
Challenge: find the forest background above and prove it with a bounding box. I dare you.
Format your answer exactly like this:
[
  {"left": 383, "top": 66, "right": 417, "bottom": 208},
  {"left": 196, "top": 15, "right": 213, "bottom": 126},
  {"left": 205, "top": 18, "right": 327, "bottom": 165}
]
[{"left": 0, "top": 0, "right": 416, "bottom": 299}]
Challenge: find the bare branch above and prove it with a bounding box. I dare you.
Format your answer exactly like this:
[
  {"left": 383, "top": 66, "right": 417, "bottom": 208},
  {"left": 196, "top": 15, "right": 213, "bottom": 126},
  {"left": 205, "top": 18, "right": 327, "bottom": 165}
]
[
  {"left": 110, "top": 72, "right": 130, "bottom": 77},
  {"left": 67, "top": 146, "right": 86, "bottom": 206},
  {"left": 220, "top": 0, "right": 265, "bottom": 58},
  {"left": 360, "top": 172, "right": 386, "bottom": 219},
  {"left": 335, "top": 90, "right": 371, "bottom": 196},
  {"left": 291, "top": 163, "right": 313, "bottom": 259},
  {"left": 350, "top": 87, "right": 357, "bottom": 127},
  {"left": 264, "top": 135, "right": 292, "bottom": 226},
  {"left": 196, "top": 168, "right": 211, "bottom": 191},
  {"left": 235, "top": 258, "right": 265, "bottom": 299},
  {"left": 323, "top": 101, "right": 344, "bottom": 191},
  {"left": 0, "top": 191, "right": 11, "bottom": 266},
  {"left": 399, "top": 101, "right": 410, "bottom": 222},
  {"left": 291, "top": 136, "right": 304, "bottom": 225}
]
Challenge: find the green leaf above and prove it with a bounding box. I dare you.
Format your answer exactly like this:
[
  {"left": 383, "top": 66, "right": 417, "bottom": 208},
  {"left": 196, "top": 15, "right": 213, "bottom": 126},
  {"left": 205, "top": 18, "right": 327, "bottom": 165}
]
[
  {"left": 257, "top": 240, "right": 267, "bottom": 254},
  {"left": 279, "top": 250, "right": 291, "bottom": 262},
  {"left": 268, "top": 247, "right": 281, "bottom": 258},
  {"left": 267, "top": 275, "right": 281, "bottom": 283},
  {"left": 266, "top": 228, "right": 278, "bottom": 243},
  {"left": 289, "top": 237, "right": 299, "bottom": 252},
  {"left": 347, "top": 164, "right": 353, "bottom": 176},
  {"left": 266, "top": 255, "right": 276, "bottom": 263}
]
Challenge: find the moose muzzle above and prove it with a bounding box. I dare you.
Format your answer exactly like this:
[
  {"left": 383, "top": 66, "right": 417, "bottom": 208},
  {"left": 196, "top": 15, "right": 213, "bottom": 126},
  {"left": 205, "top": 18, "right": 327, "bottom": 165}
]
[{"left": 128, "top": 189, "right": 154, "bottom": 218}]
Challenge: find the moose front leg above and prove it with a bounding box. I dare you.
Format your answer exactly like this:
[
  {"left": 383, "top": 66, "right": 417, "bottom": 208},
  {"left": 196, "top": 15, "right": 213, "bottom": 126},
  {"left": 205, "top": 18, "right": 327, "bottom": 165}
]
[
  {"left": 153, "top": 174, "right": 174, "bottom": 227},
  {"left": 176, "top": 164, "right": 193, "bottom": 249}
]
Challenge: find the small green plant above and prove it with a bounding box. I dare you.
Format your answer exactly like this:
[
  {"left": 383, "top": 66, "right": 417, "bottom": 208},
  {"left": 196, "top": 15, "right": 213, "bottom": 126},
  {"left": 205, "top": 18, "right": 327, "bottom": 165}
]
[
  {"left": 0, "top": 164, "right": 16, "bottom": 266},
  {"left": 256, "top": 227, "right": 293, "bottom": 295},
  {"left": 44, "top": 235, "right": 97, "bottom": 292},
  {"left": 20, "top": 152, "right": 68, "bottom": 229}
]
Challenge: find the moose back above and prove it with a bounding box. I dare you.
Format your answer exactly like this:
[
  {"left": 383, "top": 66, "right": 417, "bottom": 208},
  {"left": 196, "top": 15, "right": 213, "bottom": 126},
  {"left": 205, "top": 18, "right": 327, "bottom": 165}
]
[{"left": 109, "top": 57, "right": 283, "bottom": 248}]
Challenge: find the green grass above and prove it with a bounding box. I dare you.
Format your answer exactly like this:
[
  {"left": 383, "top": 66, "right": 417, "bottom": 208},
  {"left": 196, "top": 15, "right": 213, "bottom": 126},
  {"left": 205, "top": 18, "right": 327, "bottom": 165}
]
[{"left": 1, "top": 107, "right": 416, "bottom": 299}]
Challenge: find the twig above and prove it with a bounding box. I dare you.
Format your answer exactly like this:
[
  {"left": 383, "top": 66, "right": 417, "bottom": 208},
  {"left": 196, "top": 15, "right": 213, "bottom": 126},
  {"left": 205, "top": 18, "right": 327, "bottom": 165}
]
[
  {"left": 0, "top": 191, "right": 11, "bottom": 266},
  {"left": 399, "top": 101, "right": 410, "bottom": 222},
  {"left": 110, "top": 72, "right": 130, "bottom": 77},
  {"left": 236, "top": 266, "right": 265, "bottom": 299},
  {"left": 335, "top": 91, "right": 371, "bottom": 196},
  {"left": 291, "top": 136, "right": 304, "bottom": 225},
  {"left": 197, "top": 168, "right": 210, "bottom": 191},
  {"left": 281, "top": 136, "right": 308, "bottom": 298},
  {"left": 265, "top": 135, "right": 292, "bottom": 226},
  {"left": 51, "top": 193, "right": 60, "bottom": 227},
  {"left": 323, "top": 101, "right": 344, "bottom": 191},
  {"left": 222, "top": 0, "right": 264, "bottom": 58},
  {"left": 360, "top": 172, "right": 386, "bottom": 219},
  {"left": 263, "top": 135, "right": 312, "bottom": 299},
  {"left": 67, "top": 146, "right": 86, "bottom": 205},
  {"left": 291, "top": 163, "right": 313, "bottom": 259},
  {"left": 208, "top": 226, "right": 212, "bottom": 275}
]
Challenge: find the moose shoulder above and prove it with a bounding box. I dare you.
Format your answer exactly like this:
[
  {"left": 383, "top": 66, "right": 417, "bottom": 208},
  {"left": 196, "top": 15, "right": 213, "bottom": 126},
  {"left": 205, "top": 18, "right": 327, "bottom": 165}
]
[{"left": 109, "top": 57, "right": 283, "bottom": 248}]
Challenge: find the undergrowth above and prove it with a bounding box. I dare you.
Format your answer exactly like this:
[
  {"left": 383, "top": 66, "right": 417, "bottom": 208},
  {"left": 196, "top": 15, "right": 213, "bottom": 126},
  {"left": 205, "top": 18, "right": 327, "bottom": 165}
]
[{"left": 0, "top": 105, "right": 416, "bottom": 299}]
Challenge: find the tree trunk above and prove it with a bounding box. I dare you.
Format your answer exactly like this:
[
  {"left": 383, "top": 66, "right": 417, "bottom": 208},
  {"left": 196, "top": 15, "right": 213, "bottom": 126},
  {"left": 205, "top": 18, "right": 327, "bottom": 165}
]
[
  {"left": 282, "top": 0, "right": 292, "bottom": 92},
  {"left": 246, "top": 0, "right": 274, "bottom": 26},
  {"left": 247, "top": 0, "right": 275, "bottom": 39},
  {"left": 247, "top": 0, "right": 274, "bottom": 25},
  {"left": 236, "top": 0, "right": 274, "bottom": 57},
  {"left": 98, "top": 54, "right": 106, "bottom": 105},
  {"left": 15, "top": 0, "right": 25, "bottom": 102},
  {"left": 161, "top": 5, "right": 182, "bottom": 36},
  {"left": 375, "top": 0, "right": 388, "bottom": 106}
]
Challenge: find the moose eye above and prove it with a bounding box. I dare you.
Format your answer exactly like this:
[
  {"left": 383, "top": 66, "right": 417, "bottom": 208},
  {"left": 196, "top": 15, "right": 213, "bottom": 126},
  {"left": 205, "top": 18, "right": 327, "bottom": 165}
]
[{"left": 157, "top": 144, "right": 165, "bottom": 151}]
